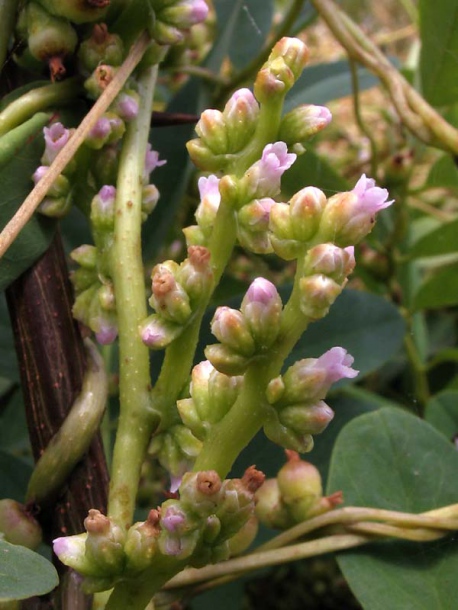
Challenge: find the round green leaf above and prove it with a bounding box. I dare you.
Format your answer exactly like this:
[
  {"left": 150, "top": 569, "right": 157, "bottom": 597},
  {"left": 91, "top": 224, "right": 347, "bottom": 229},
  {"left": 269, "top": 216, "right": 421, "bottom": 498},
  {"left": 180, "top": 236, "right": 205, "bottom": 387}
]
[
  {"left": 425, "top": 390, "right": 458, "bottom": 441},
  {"left": 286, "top": 289, "right": 406, "bottom": 380},
  {"left": 0, "top": 539, "right": 58, "bottom": 600},
  {"left": 328, "top": 407, "right": 458, "bottom": 610},
  {"left": 413, "top": 262, "right": 458, "bottom": 310},
  {"left": 410, "top": 219, "right": 458, "bottom": 258}
]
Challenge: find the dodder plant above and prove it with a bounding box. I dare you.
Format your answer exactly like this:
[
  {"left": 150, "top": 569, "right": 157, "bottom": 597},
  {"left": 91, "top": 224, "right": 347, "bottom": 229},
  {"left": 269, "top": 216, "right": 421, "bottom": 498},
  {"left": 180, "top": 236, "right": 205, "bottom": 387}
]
[{"left": 1, "top": 1, "right": 458, "bottom": 609}]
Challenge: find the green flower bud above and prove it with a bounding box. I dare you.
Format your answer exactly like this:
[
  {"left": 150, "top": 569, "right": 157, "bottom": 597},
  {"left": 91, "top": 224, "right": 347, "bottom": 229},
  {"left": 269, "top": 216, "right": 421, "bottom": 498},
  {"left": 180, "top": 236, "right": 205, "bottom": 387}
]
[
  {"left": 237, "top": 198, "right": 274, "bottom": 254},
  {"left": 158, "top": 500, "right": 200, "bottom": 560},
  {"left": 195, "top": 109, "right": 228, "bottom": 155},
  {"left": 222, "top": 88, "right": 260, "bottom": 153},
  {"left": 211, "top": 307, "right": 255, "bottom": 357},
  {"left": 78, "top": 23, "right": 124, "bottom": 74},
  {"left": 177, "top": 245, "right": 213, "bottom": 302},
  {"left": 179, "top": 470, "right": 223, "bottom": 515},
  {"left": 71, "top": 266, "right": 98, "bottom": 292},
  {"left": 32, "top": 166, "right": 70, "bottom": 198},
  {"left": 139, "top": 314, "right": 184, "bottom": 349},
  {"left": 269, "top": 37, "right": 310, "bottom": 81},
  {"left": 205, "top": 343, "right": 251, "bottom": 376},
  {"left": 0, "top": 499, "right": 42, "bottom": 550},
  {"left": 240, "top": 278, "right": 282, "bottom": 349},
  {"left": 299, "top": 274, "right": 342, "bottom": 319},
  {"left": 37, "top": 0, "right": 109, "bottom": 25},
  {"left": 186, "top": 138, "right": 229, "bottom": 172},
  {"left": 150, "top": 263, "right": 192, "bottom": 325},
  {"left": 70, "top": 245, "right": 97, "bottom": 269},
  {"left": 254, "top": 478, "right": 290, "bottom": 529},
  {"left": 38, "top": 192, "right": 72, "bottom": 218},
  {"left": 90, "top": 185, "right": 116, "bottom": 232},
  {"left": 279, "top": 401, "right": 334, "bottom": 435},
  {"left": 124, "top": 509, "right": 160, "bottom": 573},
  {"left": 26, "top": 2, "right": 77, "bottom": 79},
  {"left": 183, "top": 224, "right": 207, "bottom": 247},
  {"left": 264, "top": 412, "right": 314, "bottom": 453},
  {"left": 279, "top": 105, "right": 332, "bottom": 146},
  {"left": 53, "top": 533, "right": 95, "bottom": 575},
  {"left": 84, "top": 509, "right": 125, "bottom": 575},
  {"left": 303, "top": 244, "right": 355, "bottom": 283},
  {"left": 289, "top": 187, "right": 327, "bottom": 241}
]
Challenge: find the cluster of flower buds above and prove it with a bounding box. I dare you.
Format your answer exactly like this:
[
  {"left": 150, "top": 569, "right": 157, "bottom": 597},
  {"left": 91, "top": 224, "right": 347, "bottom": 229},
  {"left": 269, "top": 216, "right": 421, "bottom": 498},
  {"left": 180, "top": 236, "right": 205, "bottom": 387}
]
[
  {"left": 264, "top": 347, "right": 358, "bottom": 453},
  {"left": 139, "top": 245, "right": 213, "bottom": 349},
  {"left": 150, "top": 0, "right": 210, "bottom": 45},
  {"left": 205, "top": 278, "right": 283, "bottom": 375},
  {"left": 177, "top": 360, "right": 244, "bottom": 441},
  {"left": 53, "top": 467, "right": 264, "bottom": 588},
  {"left": 255, "top": 451, "right": 343, "bottom": 529},
  {"left": 0, "top": 499, "right": 42, "bottom": 550},
  {"left": 15, "top": 1, "right": 108, "bottom": 80}
]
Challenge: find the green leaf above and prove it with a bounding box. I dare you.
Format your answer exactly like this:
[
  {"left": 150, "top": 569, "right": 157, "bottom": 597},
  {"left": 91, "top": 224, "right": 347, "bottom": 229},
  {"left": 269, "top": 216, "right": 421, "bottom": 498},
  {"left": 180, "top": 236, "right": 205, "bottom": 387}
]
[
  {"left": 285, "top": 60, "right": 379, "bottom": 110},
  {"left": 426, "top": 155, "right": 458, "bottom": 190},
  {"left": 328, "top": 407, "right": 458, "bottom": 610},
  {"left": 0, "top": 539, "right": 58, "bottom": 601},
  {"left": 281, "top": 147, "right": 349, "bottom": 199},
  {"left": 425, "top": 390, "right": 458, "bottom": 440},
  {"left": 0, "top": 451, "right": 32, "bottom": 503},
  {"left": 419, "top": 0, "right": 458, "bottom": 105},
  {"left": 410, "top": 219, "right": 458, "bottom": 258},
  {"left": 413, "top": 262, "right": 458, "bottom": 309},
  {"left": 216, "top": 0, "right": 274, "bottom": 70},
  {"left": 0, "top": 135, "right": 55, "bottom": 291},
  {"left": 286, "top": 289, "right": 406, "bottom": 380}
]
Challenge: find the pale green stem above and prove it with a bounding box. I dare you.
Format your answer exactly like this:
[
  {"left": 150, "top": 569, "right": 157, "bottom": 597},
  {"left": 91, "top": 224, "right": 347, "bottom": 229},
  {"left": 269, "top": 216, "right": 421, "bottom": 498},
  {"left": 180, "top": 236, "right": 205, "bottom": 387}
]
[
  {"left": 166, "top": 533, "right": 370, "bottom": 589},
  {"left": 194, "top": 256, "right": 310, "bottom": 477},
  {"left": 0, "top": 78, "right": 83, "bottom": 136},
  {"left": 311, "top": 0, "right": 458, "bottom": 154},
  {"left": 108, "top": 64, "right": 159, "bottom": 529}
]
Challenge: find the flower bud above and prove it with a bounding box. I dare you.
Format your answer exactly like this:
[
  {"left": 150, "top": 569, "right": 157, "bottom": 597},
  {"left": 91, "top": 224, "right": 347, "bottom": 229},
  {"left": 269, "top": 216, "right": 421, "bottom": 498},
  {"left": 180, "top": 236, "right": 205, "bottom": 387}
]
[
  {"left": 38, "top": 193, "right": 72, "bottom": 218},
  {"left": 139, "top": 314, "right": 184, "bottom": 349},
  {"left": 278, "top": 401, "right": 334, "bottom": 435},
  {"left": 85, "top": 116, "right": 112, "bottom": 149},
  {"left": 269, "top": 37, "right": 310, "bottom": 81},
  {"left": 32, "top": 166, "right": 70, "bottom": 198},
  {"left": 186, "top": 138, "right": 228, "bottom": 172},
  {"left": 84, "top": 509, "right": 125, "bottom": 575},
  {"left": 158, "top": 500, "right": 199, "bottom": 559},
  {"left": 303, "top": 244, "right": 355, "bottom": 283},
  {"left": 240, "top": 142, "right": 296, "bottom": 200},
  {"left": 318, "top": 174, "right": 393, "bottom": 246},
  {"left": 289, "top": 187, "right": 327, "bottom": 241},
  {"left": 90, "top": 185, "right": 116, "bottom": 231},
  {"left": 178, "top": 245, "right": 213, "bottom": 301},
  {"left": 70, "top": 244, "right": 97, "bottom": 269},
  {"left": 237, "top": 198, "right": 274, "bottom": 254},
  {"left": 0, "top": 499, "right": 42, "bottom": 550},
  {"left": 222, "top": 88, "right": 260, "bottom": 152},
  {"left": 78, "top": 23, "right": 124, "bottom": 74},
  {"left": 150, "top": 264, "right": 192, "bottom": 324},
  {"left": 124, "top": 509, "right": 160, "bottom": 572},
  {"left": 211, "top": 306, "right": 255, "bottom": 357},
  {"left": 279, "top": 105, "right": 332, "bottom": 146},
  {"left": 112, "top": 91, "right": 139, "bottom": 122},
  {"left": 299, "top": 274, "right": 343, "bottom": 319},
  {"left": 142, "top": 184, "right": 160, "bottom": 219},
  {"left": 204, "top": 344, "right": 251, "bottom": 376},
  {"left": 240, "top": 278, "right": 282, "bottom": 349},
  {"left": 195, "top": 174, "right": 221, "bottom": 235},
  {"left": 159, "top": 0, "right": 209, "bottom": 30},
  {"left": 254, "top": 478, "right": 290, "bottom": 529},
  {"left": 53, "top": 533, "right": 94, "bottom": 575},
  {"left": 179, "top": 470, "right": 223, "bottom": 515},
  {"left": 264, "top": 414, "right": 314, "bottom": 453},
  {"left": 195, "top": 109, "right": 228, "bottom": 155}
]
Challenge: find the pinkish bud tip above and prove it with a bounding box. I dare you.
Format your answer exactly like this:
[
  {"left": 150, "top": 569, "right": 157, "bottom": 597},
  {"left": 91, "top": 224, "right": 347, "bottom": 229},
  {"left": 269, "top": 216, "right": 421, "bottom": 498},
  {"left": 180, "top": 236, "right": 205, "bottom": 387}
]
[
  {"left": 315, "top": 347, "right": 359, "bottom": 383},
  {"left": 245, "top": 277, "right": 279, "bottom": 305}
]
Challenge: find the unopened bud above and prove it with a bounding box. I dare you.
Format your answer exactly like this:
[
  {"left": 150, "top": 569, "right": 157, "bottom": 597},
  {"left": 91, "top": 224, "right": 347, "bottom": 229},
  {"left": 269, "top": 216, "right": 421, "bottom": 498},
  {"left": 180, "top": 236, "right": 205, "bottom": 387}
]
[
  {"left": 84, "top": 509, "right": 125, "bottom": 574},
  {"left": 269, "top": 37, "right": 310, "bottom": 81},
  {"left": 0, "top": 499, "right": 42, "bottom": 550},
  {"left": 90, "top": 185, "right": 116, "bottom": 231},
  {"left": 124, "top": 509, "right": 160, "bottom": 572},
  {"left": 139, "top": 314, "right": 184, "bottom": 349},
  {"left": 223, "top": 88, "right": 260, "bottom": 152},
  {"left": 150, "top": 264, "right": 192, "bottom": 325},
  {"left": 240, "top": 278, "right": 282, "bottom": 349},
  {"left": 299, "top": 274, "right": 342, "bottom": 319},
  {"left": 195, "top": 109, "right": 228, "bottom": 154},
  {"left": 211, "top": 307, "right": 255, "bottom": 356},
  {"left": 279, "top": 105, "right": 332, "bottom": 146},
  {"left": 205, "top": 343, "right": 251, "bottom": 376},
  {"left": 279, "top": 401, "right": 334, "bottom": 435},
  {"left": 254, "top": 478, "right": 290, "bottom": 529},
  {"left": 303, "top": 244, "right": 355, "bottom": 283}
]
